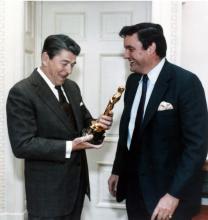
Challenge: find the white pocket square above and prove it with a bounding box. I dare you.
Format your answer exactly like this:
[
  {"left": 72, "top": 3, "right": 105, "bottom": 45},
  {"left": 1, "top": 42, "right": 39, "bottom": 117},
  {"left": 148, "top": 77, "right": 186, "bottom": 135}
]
[
  {"left": 158, "top": 101, "right": 173, "bottom": 111},
  {"left": 80, "top": 102, "right": 84, "bottom": 106}
]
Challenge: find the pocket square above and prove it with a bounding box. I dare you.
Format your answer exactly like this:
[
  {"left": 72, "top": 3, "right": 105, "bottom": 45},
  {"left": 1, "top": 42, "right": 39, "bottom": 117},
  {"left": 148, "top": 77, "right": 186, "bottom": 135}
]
[
  {"left": 158, "top": 101, "right": 173, "bottom": 111},
  {"left": 80, "top": 102, "right": 84, "bottom": 106}
]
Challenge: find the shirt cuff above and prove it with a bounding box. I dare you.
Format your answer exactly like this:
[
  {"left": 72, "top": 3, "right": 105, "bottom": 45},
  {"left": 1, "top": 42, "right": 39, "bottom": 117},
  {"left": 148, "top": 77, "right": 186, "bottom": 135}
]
[{"left": 65, "top": 141, "right": 72, "bottom": 158}]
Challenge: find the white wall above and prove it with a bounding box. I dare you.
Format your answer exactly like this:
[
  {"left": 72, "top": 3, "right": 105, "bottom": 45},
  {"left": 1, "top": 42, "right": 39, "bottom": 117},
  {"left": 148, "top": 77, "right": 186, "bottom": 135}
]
[
  {"left": 1, "top": 1, "right": 208, "bottom": 219},
  {"left": 0, "top": 1, "right": 26, "bottom": 220},
  {"left": 181, "top": 1, "right": 208, "bottom": 203},
  {"left": 181, "top": 1, "right": 208, "bottom": 101}
]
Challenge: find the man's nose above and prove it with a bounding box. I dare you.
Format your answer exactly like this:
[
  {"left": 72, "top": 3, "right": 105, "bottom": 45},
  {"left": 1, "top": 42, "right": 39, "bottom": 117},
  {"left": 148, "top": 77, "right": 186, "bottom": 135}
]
[
  {"left": 65, "top": 64, "right": 72, "bottom": 74},
  {"left": 123, "top": 50, "right": 129, "bottom": 59}
]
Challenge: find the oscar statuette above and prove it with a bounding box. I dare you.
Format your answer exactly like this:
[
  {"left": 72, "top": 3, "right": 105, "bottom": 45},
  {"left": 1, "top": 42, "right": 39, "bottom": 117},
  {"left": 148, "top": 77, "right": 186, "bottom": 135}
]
[{"left": 83, "top": 86, "right": 125, "bottom": 145}]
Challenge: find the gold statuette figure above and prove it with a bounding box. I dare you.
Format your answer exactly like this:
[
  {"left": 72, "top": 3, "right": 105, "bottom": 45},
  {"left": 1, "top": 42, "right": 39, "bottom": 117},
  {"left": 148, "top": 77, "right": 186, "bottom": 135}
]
[{"left": 83, "top": 86, "right": 125, "bottom": 144}]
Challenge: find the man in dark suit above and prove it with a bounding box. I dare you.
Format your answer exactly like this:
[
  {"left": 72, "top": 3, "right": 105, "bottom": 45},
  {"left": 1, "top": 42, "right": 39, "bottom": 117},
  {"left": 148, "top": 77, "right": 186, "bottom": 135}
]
[
  {"left": 108, "top": 23, "right": 208, "bottom": 220},
  {"left": 6, "top": 34, "right": 112, "bottom": 220}
]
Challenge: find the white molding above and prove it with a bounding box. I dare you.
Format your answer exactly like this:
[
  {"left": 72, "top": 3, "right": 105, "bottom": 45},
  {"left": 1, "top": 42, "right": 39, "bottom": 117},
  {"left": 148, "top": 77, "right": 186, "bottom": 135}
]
[
  {"left": 151, "top": 0, "right": 182, "bottom": 65},
  {"left": 35, "top": 1, "right": 42, "bottom": 67},
  {"left": 69, "top": 54, "right": 85, "bottom": 95},
  {"left": 97, "top": 161, "right": 112, "bottom": 166},
  {"left": 96, "top": 201, "right": 126, "bottom": 210},
  {"left": 0, "top": 211, "right": 27, "bottom": 220},
  {"left": 0, "top": 0, "right": 6, "bottom": 213},
  {"left": 169, "top": 2, "right": 182, "bottom": 65},
  {"left": 100, "top": 11, "right": 132, "bottom": 41},
  {"left": 99, "top": 53, "right": 124, "bottom": 115},
  {"left": 54, "top": 12, "right": 86, "bottom": 40},
  {"left": 202, "top": 198, "right": 208, "bottom": 205},
  {"left": 24, "top": 1, "right": 36, "bottom": 76},
  {"left": 96, "top": 162, "right": 126, "bottom": 209},
  {"left": 104, "top": 136, "right": 118, "bottom": 143},
  {"left": 2, "top": 0, "right": 25, "bottom": 218}
]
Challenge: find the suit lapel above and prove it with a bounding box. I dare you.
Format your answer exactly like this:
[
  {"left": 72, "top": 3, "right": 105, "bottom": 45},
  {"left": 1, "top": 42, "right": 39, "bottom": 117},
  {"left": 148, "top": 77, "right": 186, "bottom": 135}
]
[
  {"left": 29, "top": 69, "right": 75, "bottom": 132},
  {"left": 142, "top": 61, "right": 172, "bottom": 130},
  {"left": 63, "top": 82, "right": 82, "bottom": 132}
]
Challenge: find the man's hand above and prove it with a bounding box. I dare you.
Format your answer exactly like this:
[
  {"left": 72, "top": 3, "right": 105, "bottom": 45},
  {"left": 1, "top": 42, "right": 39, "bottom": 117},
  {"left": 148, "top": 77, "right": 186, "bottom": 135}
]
[
  {"left": 108, "top": 174, "right": 119, "bottom": 197},
  {"left": 97, "top": 111, "right": 113, "bottom": 130},
  {"left": 151, "top": 193, "right": 179, "bottom": 220},
  {"left": 72, "top": 135, "right": 103, "bottom": 151}
]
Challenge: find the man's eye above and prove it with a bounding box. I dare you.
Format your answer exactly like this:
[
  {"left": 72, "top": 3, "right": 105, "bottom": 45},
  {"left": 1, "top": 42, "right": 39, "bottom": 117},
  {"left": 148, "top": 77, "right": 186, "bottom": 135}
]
[{"left": 129, "top": 48, "right": 134, "bottom": 52}]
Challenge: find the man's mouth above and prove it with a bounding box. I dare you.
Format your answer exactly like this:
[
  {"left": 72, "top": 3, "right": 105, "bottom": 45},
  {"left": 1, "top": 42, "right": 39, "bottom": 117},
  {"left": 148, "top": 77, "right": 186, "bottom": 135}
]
[
  {"left": 129, "top": 60, "right": 136, "bottom": 66},
  {"left": 59, "top": 77, "right": 65, "bottom": 81},
  {"left": 59, "top": 74, "right": 68, "bottom": 81}
]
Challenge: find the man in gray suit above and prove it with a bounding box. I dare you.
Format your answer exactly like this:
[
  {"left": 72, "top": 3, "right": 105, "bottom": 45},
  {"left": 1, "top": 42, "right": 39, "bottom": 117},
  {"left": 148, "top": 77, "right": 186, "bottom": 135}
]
[{"left": 6, "top": 34, "right": 112, "bottom": 220}]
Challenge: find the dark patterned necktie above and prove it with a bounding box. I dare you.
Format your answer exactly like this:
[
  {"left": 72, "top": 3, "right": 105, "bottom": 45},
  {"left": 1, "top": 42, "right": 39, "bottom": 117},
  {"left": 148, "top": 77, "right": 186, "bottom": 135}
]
[
  {"left": 130, "top": 75, "right": 148, "bottom": 152},
  {"left": 55, "top": 86, "right": 76, "bottom": 130}
]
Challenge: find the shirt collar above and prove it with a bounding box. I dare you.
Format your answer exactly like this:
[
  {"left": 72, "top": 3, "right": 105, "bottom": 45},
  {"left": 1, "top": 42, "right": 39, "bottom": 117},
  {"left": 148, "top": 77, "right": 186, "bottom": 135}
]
[
  {"left": 37, "top": 67, "right": 57, "bottom": 90},
  {"left": 147, "top": 58, "right": 165, "bottom": 84}
]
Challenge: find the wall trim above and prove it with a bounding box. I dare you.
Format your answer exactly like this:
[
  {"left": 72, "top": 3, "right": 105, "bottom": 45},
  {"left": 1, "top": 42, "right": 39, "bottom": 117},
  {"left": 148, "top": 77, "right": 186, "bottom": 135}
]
[
  {"left": 0, "top": 211, "right": 27, "bottom": 220},
  {"left": 0, "top": 0, "right": 6, "bottom": 213}
]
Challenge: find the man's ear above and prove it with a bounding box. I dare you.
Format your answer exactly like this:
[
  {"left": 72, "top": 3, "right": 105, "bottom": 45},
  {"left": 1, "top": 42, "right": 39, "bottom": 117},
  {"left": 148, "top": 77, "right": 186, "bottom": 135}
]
[
  {"left": 41, "top": 52, "right": 49, "bottom": 67},
  {"left": 147, "top": 42, "right": 156, "bottom": 55}
]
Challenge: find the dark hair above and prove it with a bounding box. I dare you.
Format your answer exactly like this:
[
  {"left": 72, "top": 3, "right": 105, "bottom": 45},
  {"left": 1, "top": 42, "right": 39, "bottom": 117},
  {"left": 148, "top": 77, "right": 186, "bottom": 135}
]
[
  {"left": 42, "top": 34, "right": 81, "bottom": 59},
  {"left": 119, "top": 22, "right": 167, "bottom": 58}
]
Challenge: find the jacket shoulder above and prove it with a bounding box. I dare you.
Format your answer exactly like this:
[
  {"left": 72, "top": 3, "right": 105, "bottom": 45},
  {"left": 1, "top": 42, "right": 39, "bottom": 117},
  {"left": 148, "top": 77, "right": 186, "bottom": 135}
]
[
  {"left": 9, "top": 76, "right": 32, "bottom": 95},
  {"left": 64, "top": 78, "right": 79, "bottom": 89},
  {"left": 126, "top": 72, "right": 140, "bottom": 83},
  {"left": 167, "top": 62, "right": 198, "bottom": 81},
  {"left": 165, "top": 61, "right": 204, "bottom": 89},
  {"left": 125, "top": 73, "right": 140, "bottom": 89}
]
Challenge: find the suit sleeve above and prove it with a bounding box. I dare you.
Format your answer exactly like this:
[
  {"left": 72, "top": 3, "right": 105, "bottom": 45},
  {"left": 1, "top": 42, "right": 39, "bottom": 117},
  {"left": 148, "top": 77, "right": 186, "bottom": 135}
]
[
  {"left": 112, "top": 128, "right": 128, "bottom": 175},
  {"left": 6, "top": 85, "right": 66, "bottom": 162},
  {"left": 169, "top": 74, "right": 208, "bottom": 198}
]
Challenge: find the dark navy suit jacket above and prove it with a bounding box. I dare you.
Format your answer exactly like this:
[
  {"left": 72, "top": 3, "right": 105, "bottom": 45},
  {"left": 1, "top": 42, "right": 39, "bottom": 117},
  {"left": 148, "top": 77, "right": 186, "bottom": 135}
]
[{"left": 112, "top": 60, "right": 208, "bottom": 216}]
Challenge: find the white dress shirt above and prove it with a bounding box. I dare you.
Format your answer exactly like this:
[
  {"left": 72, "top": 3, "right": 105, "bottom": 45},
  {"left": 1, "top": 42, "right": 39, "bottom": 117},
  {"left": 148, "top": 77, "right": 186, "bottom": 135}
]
[
  {"left": 37, "top": 67, "right": 72, "bottom": 158},
  {"left": 127, "top": 58, "right": 165, "bottom": 149}
]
